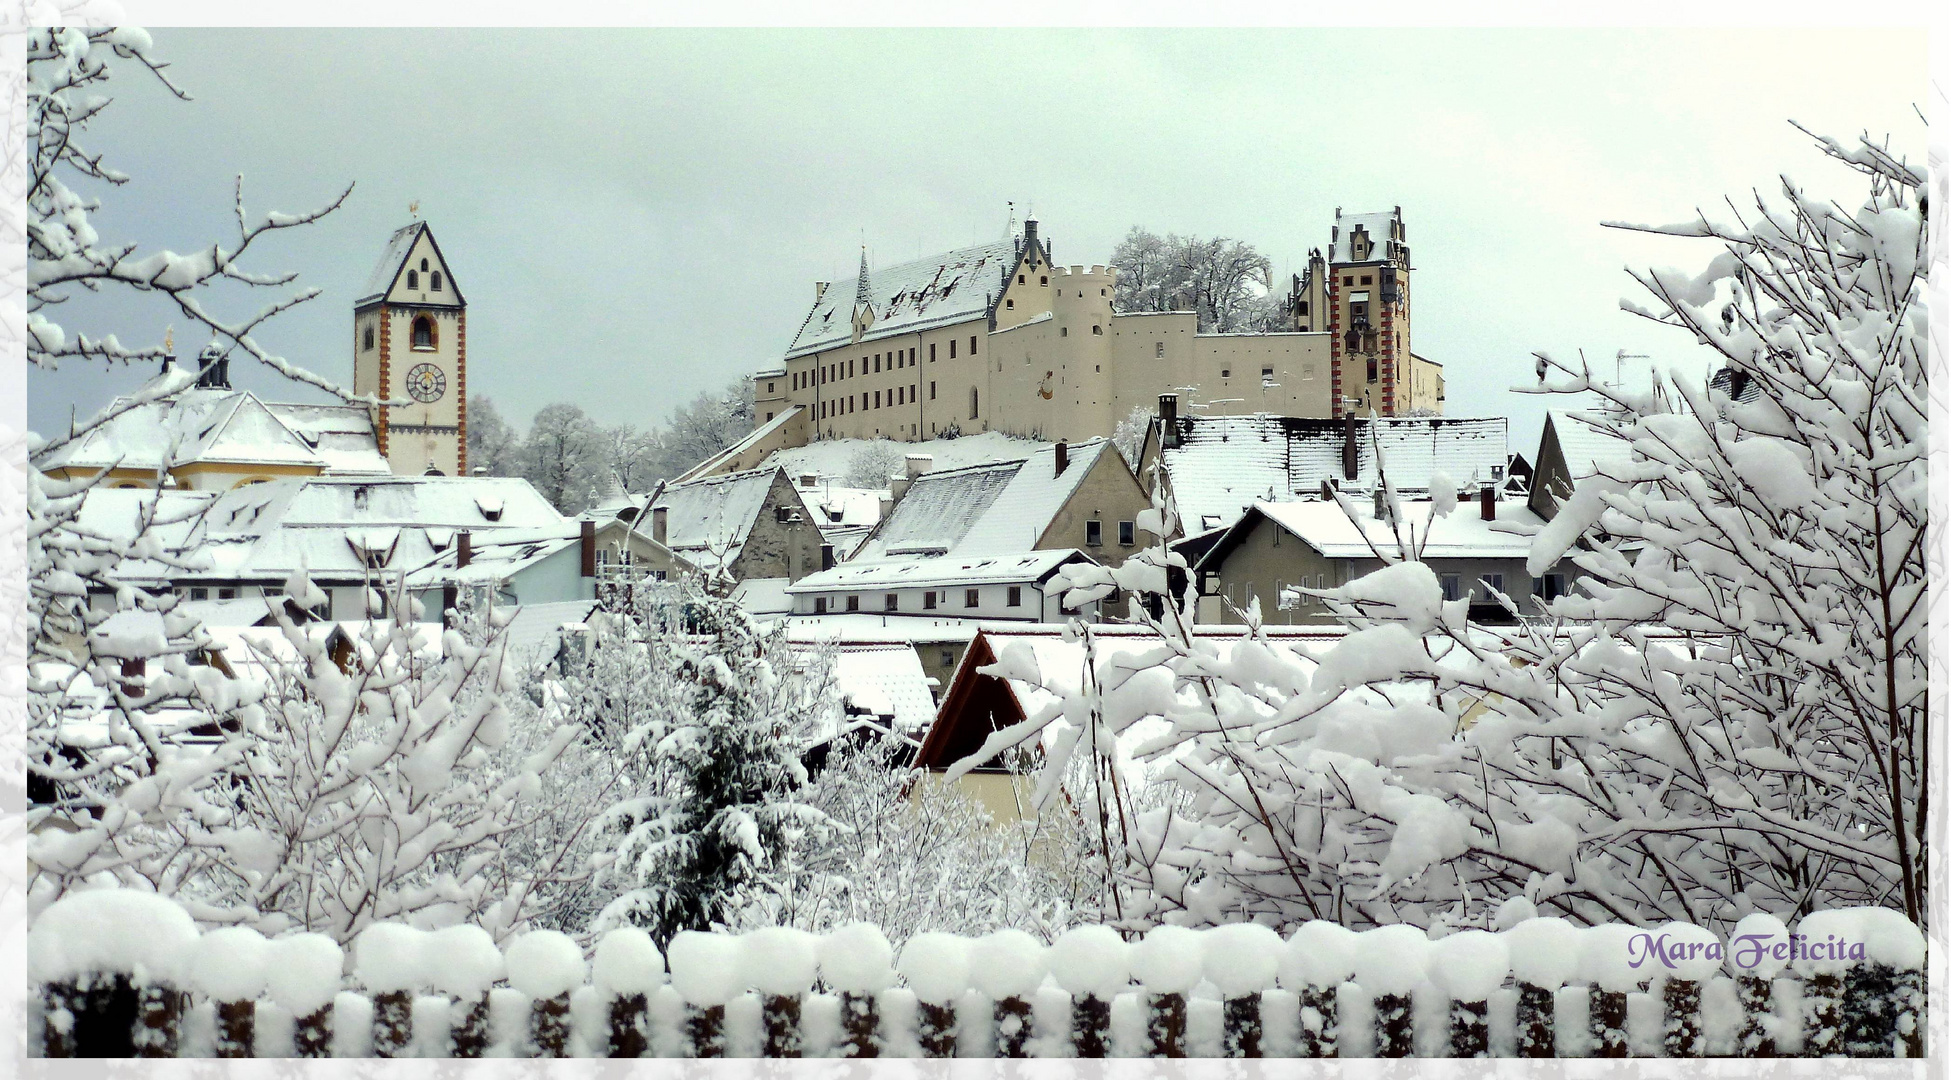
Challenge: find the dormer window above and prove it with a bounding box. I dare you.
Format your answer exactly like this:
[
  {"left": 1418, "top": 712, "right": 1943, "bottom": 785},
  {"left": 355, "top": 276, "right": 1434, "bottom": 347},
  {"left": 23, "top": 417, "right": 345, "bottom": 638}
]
[{"left": 412, "top": 316, "right": 435, "bottom": 350}]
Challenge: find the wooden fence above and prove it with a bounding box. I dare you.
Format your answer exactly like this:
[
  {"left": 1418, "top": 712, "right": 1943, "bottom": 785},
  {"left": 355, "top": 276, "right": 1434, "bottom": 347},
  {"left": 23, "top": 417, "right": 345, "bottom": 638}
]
[{"left": 28, "top": 895, "right": 1926, "bottom": 1059}]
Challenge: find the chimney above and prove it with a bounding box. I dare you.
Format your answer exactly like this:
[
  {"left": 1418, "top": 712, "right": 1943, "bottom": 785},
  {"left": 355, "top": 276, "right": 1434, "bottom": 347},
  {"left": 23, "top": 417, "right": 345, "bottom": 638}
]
[
  {"left": 1054, "top": 440, "right": 1069, "bottom": 477},
  {"left": 1342, "top": 414, "right": 1359, "bottom": 481},
  {"left": 1023, "top": 218, "right": 1038, "bottom": 249},
  {"left": 800, "top": 472, "right": 819, "bottom": 488},
  {"left": 1480, "top": 485, "right": 1496, "bottom": 521},
  {"left": 456, "top": 530, "right": 472, "bottom": 569},
  {"left": 652, "top": 506, "right": 668, "bottom": 546},
  {"left": 878, "top": 493, "right": 893, "bottom": 521},
  {"left": 815, "top": 281, "right": 830, "bottom": 303},
  {"left": 1319, "top": 479, "right": 1333, "bottom": 500},
  {"left": 890, "top": 474, "right": 909, "bottom": 502},
  {"left": 580, "top": 519, "right": 596, "bottom": 578},
  {"left": 1159, "top": 393, "right": 1180, "bottom": 449},
  {"left": 905, "top": 453, "right": 933, "bottom": 479}
]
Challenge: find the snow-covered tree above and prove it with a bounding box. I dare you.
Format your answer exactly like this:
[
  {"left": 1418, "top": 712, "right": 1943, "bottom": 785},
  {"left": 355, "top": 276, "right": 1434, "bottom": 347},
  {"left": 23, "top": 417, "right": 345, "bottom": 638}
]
[
  {"left": 842, "top": 439, "right": 904, "bottom": 489},
  {"left": 599, "top": 422, "right": 660, "bottom": 493},
  {"left": 465, "top": 394, "right": 521, "bottom": 477},
  {"left": 961, "top": 126, "right": 1929, "bottom": 936},
  {"left": 1111, "top": 227, "right": 1280, "bottom": 333},
  {"left": 584, "top": 580, "right": 829, "bottom": 944},
  {"left": 517, "top": 402, "right": 603, "bottom": 513},
  {"left": 1112, "top": 405, "right": 1152, "bottom": 472}
]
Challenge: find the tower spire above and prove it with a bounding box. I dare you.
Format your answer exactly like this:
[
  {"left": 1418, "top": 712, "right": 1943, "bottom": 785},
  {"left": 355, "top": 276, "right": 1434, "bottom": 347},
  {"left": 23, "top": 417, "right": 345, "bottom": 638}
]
[{"left": 854, "top": 245, "right": 872, "bottom": 308}]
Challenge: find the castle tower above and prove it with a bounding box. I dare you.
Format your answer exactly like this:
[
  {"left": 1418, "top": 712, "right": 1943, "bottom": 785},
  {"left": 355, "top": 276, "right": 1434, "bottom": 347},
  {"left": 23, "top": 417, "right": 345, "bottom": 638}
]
[
  {"left": 354, "top": 221, "right": 467, "bottom": 476},
  {"left": 1326, "top": 207, "right": 1411, "bottom": 418},
  {"left": 1048, "top": 263, "right": 1117, "bottom": 440}
]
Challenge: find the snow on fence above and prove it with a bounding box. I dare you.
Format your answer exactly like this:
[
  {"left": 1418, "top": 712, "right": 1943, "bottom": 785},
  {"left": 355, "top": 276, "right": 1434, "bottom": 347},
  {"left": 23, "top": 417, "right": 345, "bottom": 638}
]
[{"left": 27, "top": 891, "right": 1925, "bottom": 1059}]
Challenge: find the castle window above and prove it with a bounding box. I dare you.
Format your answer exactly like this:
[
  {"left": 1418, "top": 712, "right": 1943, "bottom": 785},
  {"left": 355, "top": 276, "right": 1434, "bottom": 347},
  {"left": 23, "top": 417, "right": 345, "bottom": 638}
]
[
  {"left": 1006, "top": 299, "right": 1014, "bottom": 309},
  {"left": 969, "top": 387, "right": 978, "bottom": 419},
  {"left": 1040, "top": 276, "right": 1048, "bottom": 286},
  {"left": 1299, "top": 300, "right": 1309, "bottom": 315},
  {"left": 1019, "top": 274, "right": 1025, "bottom": 284},
  {"left": 929, "top": 343, "right": 936, "bottom": 361},
  {"left": 1092, "top": 325, "right": 1102, "bottom": 335},
  {"left": 1061, "top": 327, "right": 1068, "bottom": 337},
  {"left": 1368, "top": 355, "right": 1379, "bottom": 382},
  {"left": 362, "top": 325, "right": 374, "bottom": 351},
  {"left": 412, "top": 316, "right": 435, "bottom": 350},
  {"left": 1221, "top": 368, "right": 1230, "bottom": 378},
  {"left": 970, "top": 336, "right": 978, "bottom": 355},
  {"left": 767, "top": 381, "right": 775, "bottom": 393},
  {"left": 874, "top": 391, "right": 881, "bottom": 409},
  {"left": 1156, "top": 342, "right": 1164, "bottom": 358},
  {"left": 407, "top": 270, "right": 418, "bottom": 290},
  {"left": 930, "top": 381, "right": 936, "bottom": 399},
  {"left": 1101, "top": 288, "right": 1106, "bottom": 296},
  {"left": 421, "top": 258, "right": 429, "bottom": 272},
  {"left": 1361, "top": 275, "right": 1372, "bottom": 285},
  {"left": 431, "top": 271, "right": 442, "bottom": 291},
  {"left": 949, "top": 340, "right": 956, "bottom": 359},
  {"left": 1343, "top": 275, "right": 1354, "bottom": 286}
]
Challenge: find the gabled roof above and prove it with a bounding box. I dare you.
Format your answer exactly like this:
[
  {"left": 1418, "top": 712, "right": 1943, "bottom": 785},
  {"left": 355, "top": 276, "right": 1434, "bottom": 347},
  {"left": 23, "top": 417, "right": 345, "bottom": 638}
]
[
  {"left": 355, "top": 221, "right": 465, "bottom": 308},
  {"left": 785, "top": 548, "right": 1088, "bottom": 594},
  {"left": 1543, "top": 410, "right": 1635, "bottom": 480},
  {"left": 35, "top": 387, "right": 353, "bottom": 475},
  {"left": 1160, "top": 415, "right": 1509, "bottom": 534},
  {"left": 787, "top": 238, "right": 1019, "bottom": 358},
  {"left": 1200, "top": 497, "right": 1543, "bottom": 569},
  {"left": 853, "top": 439, "right": 1114, "bottom": 562},
  {"left": 650, "top": 467, "right": 786, "bottom": 567}
]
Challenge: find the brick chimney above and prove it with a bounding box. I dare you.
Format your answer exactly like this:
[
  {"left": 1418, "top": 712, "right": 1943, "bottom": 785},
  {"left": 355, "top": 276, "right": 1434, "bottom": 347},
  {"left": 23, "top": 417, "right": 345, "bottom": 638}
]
[
  {"left": 456, "top": 530, "right": 472, "bottom": 569},
  {"left": 1480, "top": 485, "right": 1496, "bottom": 521},
  {"left": 1055, "top": 440, "right": 1069, "bottom": 477},
  {"left": 580, "top": 519, "right": 596, "bottom": 578},
  {"left": 1159, "top": 393, "right": 1179, "bottom": 449}
]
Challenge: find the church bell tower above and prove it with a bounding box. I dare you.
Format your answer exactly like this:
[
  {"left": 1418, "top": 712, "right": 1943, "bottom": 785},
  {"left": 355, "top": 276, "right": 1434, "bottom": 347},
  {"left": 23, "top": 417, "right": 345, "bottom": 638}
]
[{"left": 353, "top": 220, "right": 467, "bottom": 476}]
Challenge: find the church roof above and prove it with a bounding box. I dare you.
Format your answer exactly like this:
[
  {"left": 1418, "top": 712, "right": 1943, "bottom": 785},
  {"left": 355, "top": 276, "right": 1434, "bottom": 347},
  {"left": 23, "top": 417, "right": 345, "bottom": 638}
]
[
  {"left": 786, "top": 238, "right": 1019, "bottom": 359},
  {"left": 34, "top": 387, "right": 387, "bottom": 476},
  {"left": 356, "top": 221, "right": 465, "bottom": 308}
]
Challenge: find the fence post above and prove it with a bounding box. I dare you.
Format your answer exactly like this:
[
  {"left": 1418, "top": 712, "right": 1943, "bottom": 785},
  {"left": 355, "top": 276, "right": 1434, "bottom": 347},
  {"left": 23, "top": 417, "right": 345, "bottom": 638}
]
[
  {"left": 1803, "top": 973, "right": 1844, "bottom": 1057},
  {"left": 1372, "top": 992, "right": 1413, "bottom": 1058},
  {"left": 532, "top": 992, "right": 572, "bottom": 1058},
  {"left": 917, "top": 1001, "right": 956, "bottom": 1058},
  {"left": 1072, "top": 994, "right": 1111, "bottom": 1058},
  {"left": 1735, "top": 976, "right": 1776, "bottom": 1056},
  {"left": 134, "top": 984, "right": 184, "bottom": 1057},
  {"left": 1296, "top": 986, "right": 1337, "bottom": 1058},
  {"left": 371, "top": 989, "right": 412, "bottom": 1058},
  {"left": 1146, "top": 993, "right": 1186, "bottom": 1058},
  {"left": 994, "top": 996, "right": 1033, "bottom": 1058},
  {"left": 1515, "top": 983, "right": 1554, "bottom": 1057},
  {"left": 1842, "top": 963, "right": 1898, "bottom": 1057},
  {"left": 838, "top": 992, "right": 878, "bottom": 1057},
  {"left": 215, "top": 1000, "right": 255, "bottom": 1058},
  {"left": 41, "top": 983, "right": 81, "bottom": 1058},
  {"left": 1590, "top": 989, "right": 1630, "bottom": 1058},
  {"left": 1663, "top": 977, "right": 1703, "bottom": 1057},
  {"left": 607, "top": 994, "right": 648, "bottom": 1058},
  {"left": 687, "top": 1003, "right": 726, "bottom": 1058},
  {"left": 761, "top": 994, "right": 801, "bottom": 1057},
  {"left": 294, "top": 1004, "right": 333, "bottom": 1058},
  {"left": 1448, "top": 998, "right": 1489, "bottom": 1058},
  {"left": 451, "top": 995, "right": 491, "bottom": 1058},
  {"left": 1222, "top": 995, "right": 1263, "bottom": 1058}
]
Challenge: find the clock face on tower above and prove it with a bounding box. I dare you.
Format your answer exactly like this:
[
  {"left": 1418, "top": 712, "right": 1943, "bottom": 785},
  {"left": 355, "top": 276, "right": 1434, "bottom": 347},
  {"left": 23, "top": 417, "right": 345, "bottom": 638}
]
[{"left": 406, "top": 362, "right": 446, "bottom": 403}]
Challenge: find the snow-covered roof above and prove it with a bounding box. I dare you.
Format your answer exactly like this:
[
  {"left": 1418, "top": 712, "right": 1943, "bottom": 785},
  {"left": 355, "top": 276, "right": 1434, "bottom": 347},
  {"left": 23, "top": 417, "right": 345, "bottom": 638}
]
[
  {"left": 1218, "top": 497, "right": 1542, "bottom": 563},
  {"left": 761, "top": 431, "right": 1046, "bottom": 480},
  {"left": 786, "top": 239, "right": 1017, "bottom": 358},
  {"left": 35, "top": 387, "right": 381, "bottom": 476},
  {"left": 500, "top": 600, "right": 600, "bottom": 666},
  {"left": 672, "top": 405, "right": 805, "bottom": 485},
  {"left": 1162, "top": 416, "right": 1508, "bottom": 534},
  {"left": 651, "top": 468, "right": 780, "bottom": 567},
  {"left": 1545, "top": 410, "right": 1635, "bottom": 479},
  {"left": 826, "top": 643, "right": 936, "bottom": 732},
  {"left": 356, "top": 221, "right": 464, "bottom": 308},
  {"left": 772, "top": 615, "right": 983, "bottom": 643},
  {"left": 796, "top": 479, "right": 885, "bottom": 534},
  {"left": 1329, "top": 208, "right": 1404, "bottom": 265},
  {"left": 731, "top": 577, "right": 793, "bottom": 617},
  {"left": 854, "top": 439, "right": 1113, "bottom": 562},
  {"left": 785, "top": 549, "right": 1087, "bottom": 594}
]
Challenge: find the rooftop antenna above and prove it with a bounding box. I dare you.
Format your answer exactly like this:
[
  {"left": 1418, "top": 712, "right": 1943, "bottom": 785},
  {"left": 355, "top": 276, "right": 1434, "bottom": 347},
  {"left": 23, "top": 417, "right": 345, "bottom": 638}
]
[{"left": 1613, "top": 350, "right": 1648, "bottom": 389}]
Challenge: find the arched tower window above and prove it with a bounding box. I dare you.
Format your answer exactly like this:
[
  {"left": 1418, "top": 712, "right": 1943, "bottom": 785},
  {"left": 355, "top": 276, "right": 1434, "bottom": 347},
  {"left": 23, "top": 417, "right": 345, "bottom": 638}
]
[
  {"left": 420, "top": 258, "right": 429, "bottom": 272},
  {"left": 431, "top": 271, "right": 442, "bottom": 292},
  {"left": 407, "top": 270, "right": 418, "bottom": 290},
  {"left": 412, "top": 316, "right": 435, "bottom": 350},
  {"left": 362, "top": 324, "right": 374, "bottom": 351}
]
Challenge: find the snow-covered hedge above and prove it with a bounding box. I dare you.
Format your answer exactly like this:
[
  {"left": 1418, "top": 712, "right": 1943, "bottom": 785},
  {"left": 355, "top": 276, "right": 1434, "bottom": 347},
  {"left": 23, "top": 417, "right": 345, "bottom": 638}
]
[{"left": 28, "top": 890, "right": 1924, "bottom": 1058}]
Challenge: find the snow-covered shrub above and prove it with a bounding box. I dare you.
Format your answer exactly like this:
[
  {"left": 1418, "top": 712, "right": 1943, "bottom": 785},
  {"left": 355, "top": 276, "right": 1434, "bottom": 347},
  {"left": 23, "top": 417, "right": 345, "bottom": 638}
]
[
  {"left": 955, "top": 127, "right": 1929, "bottom": 936},
  {"left": 842, "top": 439, "right": 905, "bottom": 489}
]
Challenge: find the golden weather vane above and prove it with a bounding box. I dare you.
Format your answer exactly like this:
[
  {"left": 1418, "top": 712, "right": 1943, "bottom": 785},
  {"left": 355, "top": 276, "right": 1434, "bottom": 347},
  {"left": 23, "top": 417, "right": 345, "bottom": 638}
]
[{"left": 408, "top": 200, "right": 420, "bottom": 219}]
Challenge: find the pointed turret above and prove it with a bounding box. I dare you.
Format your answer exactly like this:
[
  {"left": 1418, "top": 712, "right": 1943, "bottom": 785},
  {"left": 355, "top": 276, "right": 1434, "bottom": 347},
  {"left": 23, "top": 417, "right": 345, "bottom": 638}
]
[{"left": 850, "top": 246, "right": 875, "bottom": 342}]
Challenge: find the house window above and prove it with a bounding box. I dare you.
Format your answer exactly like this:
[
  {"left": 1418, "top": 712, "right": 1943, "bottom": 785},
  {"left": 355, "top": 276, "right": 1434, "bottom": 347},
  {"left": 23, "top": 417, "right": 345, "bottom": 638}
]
[
  {"left": 767, "top": 381, "right": 776, "bottom": 394},
  {"left": 362, "top": 325, "right": 374, "bottom": 351},
  {"left": 940, "top": 649, "right": 954, "bottom": 668},
  {"left": 1368, "top": 356, "right": 1378, "bottom": 382},
  {"left": 885, "top": 593, "right": 898, "bottom": 612},
  {"left": 1343, "top": 275, "right": 1354, "bottom": 286},
  {"left": 874, "top": 391, "right": 881, "bottom": 408},
  {"left": 189, "top": 587, "right": 209, "bottom": 601},
  {"left": 1484, "top": 573, "right": 1504, "bottom": 595},
  {"left": 407, "top": 270, "right": 418, "bottom": 290},
  {"left": 1156, "top": 341, "right": 1165, "bottom": 358},
  {"left": 217, "top": 586, "right": 237, "bottom": 600},
  {"left": 1086, "top": 520, "right": 1103, "bottom": 546},
  {"left": 845, "top": 595, "right": 860, "bottom": 612},
  {"left": 1007, "top": 586, "right": 1022, "bottom": 607},
  {"left": 964, "top": 588, "right": 980, "bottom": 608},
  {"left": 1361, "top": 275, "right": 1372, "bottom": 285},
  {"left": 1299, "top": 300, "right": 1309, "bottom": 315},
  {"left": 1535, "top": 573, "right": 1567, "bottom": 601},
  {"left": 923, "top": 590, "right": 937, "bottom": 610},
  {"left": 1441, "top": 575, "right": 1461, "bottom": 602},
  {"left": 412, "top": 316, "right": 435, "bottom": 350},
  {"left": 1119, "top": 521, "right": 1135, "bottom": 546},
  {"left": 814, "top": 597, "right": 828, "bottom": 614}
]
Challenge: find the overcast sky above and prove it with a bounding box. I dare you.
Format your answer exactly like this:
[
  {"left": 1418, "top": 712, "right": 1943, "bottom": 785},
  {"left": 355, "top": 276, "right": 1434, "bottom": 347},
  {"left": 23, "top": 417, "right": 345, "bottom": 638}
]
[{"left": 25, "top": 26, "right": 1927, "bottom": 457}]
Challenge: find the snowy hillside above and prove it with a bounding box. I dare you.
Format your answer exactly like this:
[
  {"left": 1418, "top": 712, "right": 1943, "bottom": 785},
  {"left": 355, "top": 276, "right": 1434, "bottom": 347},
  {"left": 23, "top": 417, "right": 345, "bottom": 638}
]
[{"left": 760, "top": 432, "right": 1047, "bottom": 481}]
